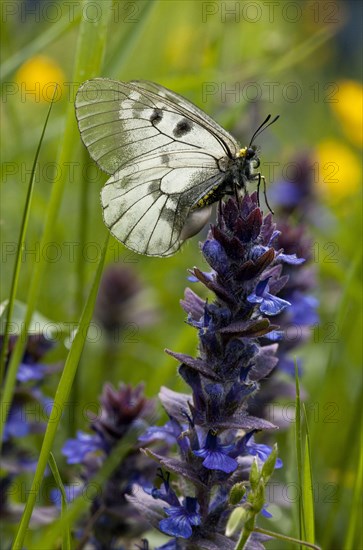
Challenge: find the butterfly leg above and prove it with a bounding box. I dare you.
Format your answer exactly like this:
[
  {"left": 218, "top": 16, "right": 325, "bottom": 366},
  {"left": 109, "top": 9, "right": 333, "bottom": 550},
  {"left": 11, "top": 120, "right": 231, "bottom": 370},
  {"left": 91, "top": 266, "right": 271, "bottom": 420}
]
[
  {"left": 233, "top": 182, "right": 241, "bottom": 207},
  {"left": 255, "top": 173, "right": 274, "bottom": 215},
  {"left": 261, "top": 175, "right": 275, "bottom": 215},
  {"left": 256, "top": 172, "right": 261, "bottom": 207}
]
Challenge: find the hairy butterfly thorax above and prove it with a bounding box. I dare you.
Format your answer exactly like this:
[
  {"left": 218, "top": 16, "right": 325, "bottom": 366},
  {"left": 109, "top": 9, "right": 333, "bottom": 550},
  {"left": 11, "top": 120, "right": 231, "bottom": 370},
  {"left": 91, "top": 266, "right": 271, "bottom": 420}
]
[{"left": 75, "top": 79, "right": 278, "bottom": 256}]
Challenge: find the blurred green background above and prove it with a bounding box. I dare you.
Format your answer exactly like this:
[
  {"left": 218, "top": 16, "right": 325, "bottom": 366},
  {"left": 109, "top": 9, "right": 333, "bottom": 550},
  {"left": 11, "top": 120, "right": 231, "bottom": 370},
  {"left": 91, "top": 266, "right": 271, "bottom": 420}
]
[{"left": 1, "top": 1, "right": 362, "bottom": 548}]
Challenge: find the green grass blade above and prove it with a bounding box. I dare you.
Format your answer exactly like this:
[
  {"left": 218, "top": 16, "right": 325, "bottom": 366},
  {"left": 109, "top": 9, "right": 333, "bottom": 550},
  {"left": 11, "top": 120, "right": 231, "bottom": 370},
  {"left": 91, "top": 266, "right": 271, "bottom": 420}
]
[
  {"left": 295, "top": 361, "right": 304, "bottom": 546},
  {"left": 302, "top": 406, "right": 315, "bottom": 544},
  {"left": 76, "top": 149, "right": 91, "bottom": 315},
  {"left": 0, "top": 87, "right": 57, "bottom": 437},
  {"left": 48, "top": 452, "right": 71, "bottom": 550},
  {"left": 69, "top": 0, "right": 118, "bottom": 434},
  {"left": 12, "top": 233, "right": 109, "bottom": 550},
  {"left": 0, "top": 0, "right": 113, "bottom": 452},
  {"left": 344, "top": 442, "right": 363, "bottom": 549},
  {"left": 104, "top": 0, "right": 157, "bottom": 75},
  {"left": 72, "top": 1, "right": 113, "bottom": 79},
  {"left": 288, "top": 417, "right": 301, "bottom": 547}
]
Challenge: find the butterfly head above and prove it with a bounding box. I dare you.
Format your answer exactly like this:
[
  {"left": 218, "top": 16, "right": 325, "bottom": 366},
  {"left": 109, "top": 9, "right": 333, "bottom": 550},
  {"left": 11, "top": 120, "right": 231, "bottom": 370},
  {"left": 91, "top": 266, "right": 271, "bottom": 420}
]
[
  {"left": 237, "top": 145, "right": 260, "bottom": 172},
  {"left": 238, "top": 144, "right": 259, "bottom": 159},
  {"left": 236, "top": 114, "right": 279, "bottom": 179}
]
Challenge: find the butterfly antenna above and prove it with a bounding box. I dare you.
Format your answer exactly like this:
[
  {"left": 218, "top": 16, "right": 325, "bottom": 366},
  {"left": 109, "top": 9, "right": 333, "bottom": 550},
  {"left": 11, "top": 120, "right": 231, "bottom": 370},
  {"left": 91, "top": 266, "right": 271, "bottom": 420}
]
[
  {"left": 249, "top": 114, "right": 280, "bottom": 146},
  {"left": 249, "top": 114, "right": 271, "bottom": 146}
]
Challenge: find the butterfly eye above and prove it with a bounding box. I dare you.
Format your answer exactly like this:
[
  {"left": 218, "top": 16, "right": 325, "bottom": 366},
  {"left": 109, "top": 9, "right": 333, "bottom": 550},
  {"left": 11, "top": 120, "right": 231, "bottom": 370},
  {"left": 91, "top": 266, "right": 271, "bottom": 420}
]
[{"left": 246, "top": 147, "right": 256, "bottom": 160}]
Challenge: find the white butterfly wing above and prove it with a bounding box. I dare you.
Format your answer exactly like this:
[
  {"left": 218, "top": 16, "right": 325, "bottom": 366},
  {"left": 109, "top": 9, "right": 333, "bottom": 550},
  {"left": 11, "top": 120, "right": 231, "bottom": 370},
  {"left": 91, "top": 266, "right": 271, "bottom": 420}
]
[
  {"left": 102, "top": 150, "right": 224, "bottom": 256},
  {"left": 129, "top": 80, "right": 239, "bottom": 155},
  {"left": 75, "top": 78, "right": 239, "bottom": 256}
]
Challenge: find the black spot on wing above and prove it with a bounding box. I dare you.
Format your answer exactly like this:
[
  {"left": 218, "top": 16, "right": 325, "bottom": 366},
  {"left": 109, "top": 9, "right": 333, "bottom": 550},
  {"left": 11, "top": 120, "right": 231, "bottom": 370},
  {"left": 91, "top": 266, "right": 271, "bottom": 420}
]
[
  {"left": 147, "top": 180, "right": 160, "bottom": 197},
  {"left": 150, "top": 108, "right": 163, "bottom": 125},
  {"left": 173, "top": 118, "right": 193, "bottom": 138},
  {"left": 161, "top": 153, "right": 170, "bottom": 164},
  {"left": 159, "top": 207, "right": 176, "bottom": 224}
]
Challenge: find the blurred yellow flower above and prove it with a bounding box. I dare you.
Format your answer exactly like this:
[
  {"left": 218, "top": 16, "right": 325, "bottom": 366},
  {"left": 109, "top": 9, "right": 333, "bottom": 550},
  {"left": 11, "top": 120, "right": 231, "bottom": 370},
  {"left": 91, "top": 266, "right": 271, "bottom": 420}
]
[
  {"left": 331, "top": 80, "right": 363, "bottom": 147},
  {"left": 315, "top": 140, "right": 361, "bottom": 200},
  {"left": 15, "top": 55, "right": 65, "bottom": 102}
]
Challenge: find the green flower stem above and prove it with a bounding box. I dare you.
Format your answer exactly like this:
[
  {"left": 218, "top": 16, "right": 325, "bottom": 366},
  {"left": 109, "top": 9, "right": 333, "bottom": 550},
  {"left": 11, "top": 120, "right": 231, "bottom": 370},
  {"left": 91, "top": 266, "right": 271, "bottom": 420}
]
[
  {"left": 234, "top": 515, "right": 256, "bottom": 550},
  {"left": 254, "top": 527, "right": 321, "bottom": 550}
]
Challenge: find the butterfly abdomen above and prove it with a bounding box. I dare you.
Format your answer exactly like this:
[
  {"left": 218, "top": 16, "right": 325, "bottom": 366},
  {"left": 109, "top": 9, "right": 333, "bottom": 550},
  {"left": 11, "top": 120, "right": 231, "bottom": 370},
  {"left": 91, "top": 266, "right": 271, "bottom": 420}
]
[{"left": 194, "top": 184, "right": 229, "bottom": 209}]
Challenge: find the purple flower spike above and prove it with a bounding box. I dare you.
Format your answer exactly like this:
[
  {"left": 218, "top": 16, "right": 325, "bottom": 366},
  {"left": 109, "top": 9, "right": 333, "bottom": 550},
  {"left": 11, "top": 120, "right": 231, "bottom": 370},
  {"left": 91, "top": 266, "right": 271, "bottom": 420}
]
[
  {"left": 103, "top": 193, "right": 317, "bottom": 549},
  {"left": 246, "top": 438, "right": 283, "bottom": 469},
  {"left": 277, "top": 252, "right": 305, "bottom": 265},
  {"left": 62, "top": 431, "right": 104, "bottom": 464},
  {"left": 202, "top": 239, "right": 229, "bottom": 276},
  {"left": 3, "top": 406, "right": 30, "bottom": 441},
  {"left": 159, "top": 497, "right": 201, "bottom": 539},
  {"left": 193, "top": 431, "right": 238, "bottom": 473},
  {"left": 17, "top": 363, "right": 46, "bottom": 382},
  {"left": 247, "top": 278, "right": 291, "bottom": 316}
]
